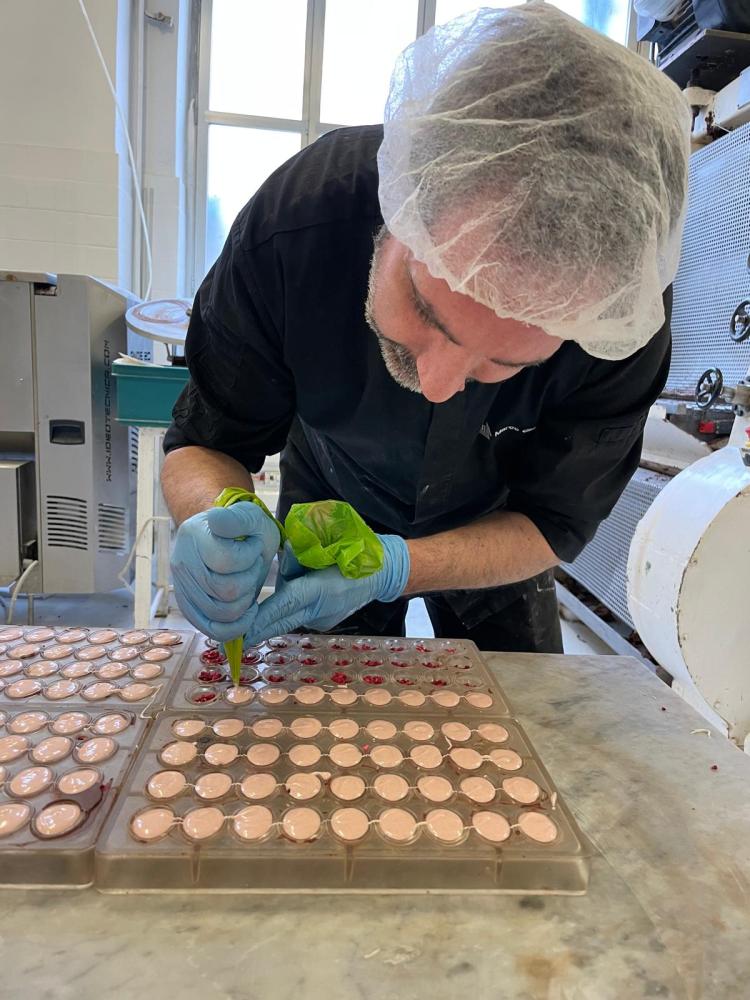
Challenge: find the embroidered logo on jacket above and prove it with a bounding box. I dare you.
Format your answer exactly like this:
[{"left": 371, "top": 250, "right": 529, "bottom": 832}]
[{"left": 479, "top": 423, "right": 536, "bottom": 440}]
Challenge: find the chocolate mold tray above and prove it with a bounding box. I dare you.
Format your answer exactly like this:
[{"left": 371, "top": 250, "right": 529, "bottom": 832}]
[
  {"left": 0, "top": 706, "right": 150, "bottom": 887},
  {"left": 166, "top": 635, "right": 512, "bottom": 717},
  {"left": 95, "top": 706, "right": 590, "bottom": 893},
  {"left": 0, "top": 626, "right": 196, "bottom": 714}
]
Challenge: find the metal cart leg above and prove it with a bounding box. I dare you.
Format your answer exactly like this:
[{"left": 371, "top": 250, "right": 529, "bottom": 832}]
[
  {"left": 133, "top": 426, "right": 159, "bottom": 629},
  {"left": 152, "top": 440, "right": 171, "bottom": 619}
]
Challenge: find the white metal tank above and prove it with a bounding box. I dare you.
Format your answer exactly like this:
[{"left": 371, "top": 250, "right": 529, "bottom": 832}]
[{"left": 628, "top": 444, "right": 750, "bottom": 740}]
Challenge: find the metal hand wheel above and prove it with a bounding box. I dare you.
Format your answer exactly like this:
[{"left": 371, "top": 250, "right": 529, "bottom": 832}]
[
  {"left": 695, "top": 368, "right": 723, "bottom": 409},
  {"left": 729, "top": 301, "right": 750, "bottom": 343}
]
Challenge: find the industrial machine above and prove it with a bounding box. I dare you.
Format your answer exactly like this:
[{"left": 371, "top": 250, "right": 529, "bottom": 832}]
[
  {"left": 0, "top": 271, "right": 148, "bottom": 599},
  {"left": 636, "top": 0, "right": 750, "bottom": 90},
  {"left": 561, "top": 120, "right": 750, "bottom": 742}
]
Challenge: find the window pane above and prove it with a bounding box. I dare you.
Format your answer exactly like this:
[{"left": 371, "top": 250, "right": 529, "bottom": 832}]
[
  {"left": 435, "top": 0, "right": 524, "bottom": 25},
  {"left": 320, "top": 0, "right": 419, "bottom": 126},
  {"left": 550, "top": 0, "right": 630, "bottom": 44},
  {"left": 209, "top": 0, "right": 307, "bottom": 119},
  {"left": 435, "top": 0, "right": 630, "bottom": 44},
  {"left": 205, "top": 125, "right": 301, "bottom": 267}
]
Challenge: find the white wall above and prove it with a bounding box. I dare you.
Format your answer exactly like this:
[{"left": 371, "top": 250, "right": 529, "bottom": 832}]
[{"left": 0, "top": 0, "right": 130, "bottom": 285}]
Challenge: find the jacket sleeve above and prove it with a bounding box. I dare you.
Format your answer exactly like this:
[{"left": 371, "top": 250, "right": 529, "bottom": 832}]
[
  {"left": 505, "top": 288, "right": 673, "bottom": 563},
  {"left": 163, "top": 220, "right": 294, "bottom": 473}
]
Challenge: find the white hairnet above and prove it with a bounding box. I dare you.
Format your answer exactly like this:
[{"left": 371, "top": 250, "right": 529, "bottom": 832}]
[{"left": 377, "top": 3, "right": 691, "bottom": 360}]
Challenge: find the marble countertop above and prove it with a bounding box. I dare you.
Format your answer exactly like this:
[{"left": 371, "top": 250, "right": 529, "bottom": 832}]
[{"left": 2, "top": 651, "right": 749, "bottom": 1000}]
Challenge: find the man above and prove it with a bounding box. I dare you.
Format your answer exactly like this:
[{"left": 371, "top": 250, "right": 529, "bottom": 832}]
[{"left": 162, "top": 5, "right": 690, "bottom": 651}]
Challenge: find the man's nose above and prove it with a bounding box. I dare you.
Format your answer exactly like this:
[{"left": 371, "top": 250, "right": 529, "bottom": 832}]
[{"left": 416, "top": 343, "right": 469, "bottom": 403}]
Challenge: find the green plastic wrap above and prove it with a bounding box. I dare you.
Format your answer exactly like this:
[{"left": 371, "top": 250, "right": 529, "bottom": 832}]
[{"left": 284, "top": 500, "right": 384, "bottom": 579}]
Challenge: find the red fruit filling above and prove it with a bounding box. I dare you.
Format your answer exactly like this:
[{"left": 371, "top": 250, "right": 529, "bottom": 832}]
[
  {"left": 198, "top": 669, "right": 224, "bottom": 683},
  {"left": 200, "top": 649, "right": 226, "bottom": 665}
]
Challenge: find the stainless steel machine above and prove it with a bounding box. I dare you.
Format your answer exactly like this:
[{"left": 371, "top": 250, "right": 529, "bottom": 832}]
[{"left": 0, "top": 271, "right": 146, "bottom": 597}]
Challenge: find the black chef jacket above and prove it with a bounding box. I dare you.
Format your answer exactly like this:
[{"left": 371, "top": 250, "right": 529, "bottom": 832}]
[{"left": 165, "top": 125, "right": 671, "bottom": 628}]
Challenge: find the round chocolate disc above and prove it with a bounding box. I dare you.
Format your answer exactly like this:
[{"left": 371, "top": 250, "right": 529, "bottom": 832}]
[
  {"left": 146, "top": 770, "right": 187, "bottom": 800},
  {"left": 281, "top": 806, "right": 321, "bottom": 842},
  {"left": 0, "top": 735, "right": 31, "bottom": 763},
  {"left": 0, "top": 802, "right": 32, "bottom": 837},
  {"left": 329, "top": 775, "right": 366, "bottom": 802},
  {"left": 377, "top": 807, "right": 418, "bottom": 844},
  {"left": 130, "top": 806, "right": 174, "bottom": 842},
  {"left": 473, "top": 810, "right": 511, "bottom": 844},
  {"left": 330, "top": 807, "right": 369, "bottom": 844},
  {"left": 285, "top": 772, "right": 322, "bottom": 801},
  {"left": 232, "top": 805, "right": 273, "bottom": 842}
]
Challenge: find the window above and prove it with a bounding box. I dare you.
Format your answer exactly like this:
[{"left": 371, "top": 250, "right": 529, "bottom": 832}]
[
  {"left": 434, "top": 0, "right": 630, "bottom": 39},
  {"left": 194, "top": 0, "right": 634, "bottom": 283}
]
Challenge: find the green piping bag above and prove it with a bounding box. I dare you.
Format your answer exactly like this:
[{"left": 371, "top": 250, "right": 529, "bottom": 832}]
[
  {"left": 213, "top": 489, "right": 384, "bottom": 684},
  {"left": 213, "top": 488, "right": 284, "bottom": 686}
]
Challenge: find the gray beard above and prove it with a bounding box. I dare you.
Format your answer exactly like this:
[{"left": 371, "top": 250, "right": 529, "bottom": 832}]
[{"left": 365, "top": 227, "right": 422, "bottom": 394}]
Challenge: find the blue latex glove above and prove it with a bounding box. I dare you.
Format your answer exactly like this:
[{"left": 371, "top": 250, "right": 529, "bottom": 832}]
[
  {"left": 171, "top": 501, "right": 280, "bottom": 642},
  {"left": 250, "top": 534, "right": 410, "bottom": 643}
]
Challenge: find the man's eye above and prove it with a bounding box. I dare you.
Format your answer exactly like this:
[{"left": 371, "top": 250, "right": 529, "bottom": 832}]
[{"left": 413, "top": 299, "right": 433, "bottom": 326}]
